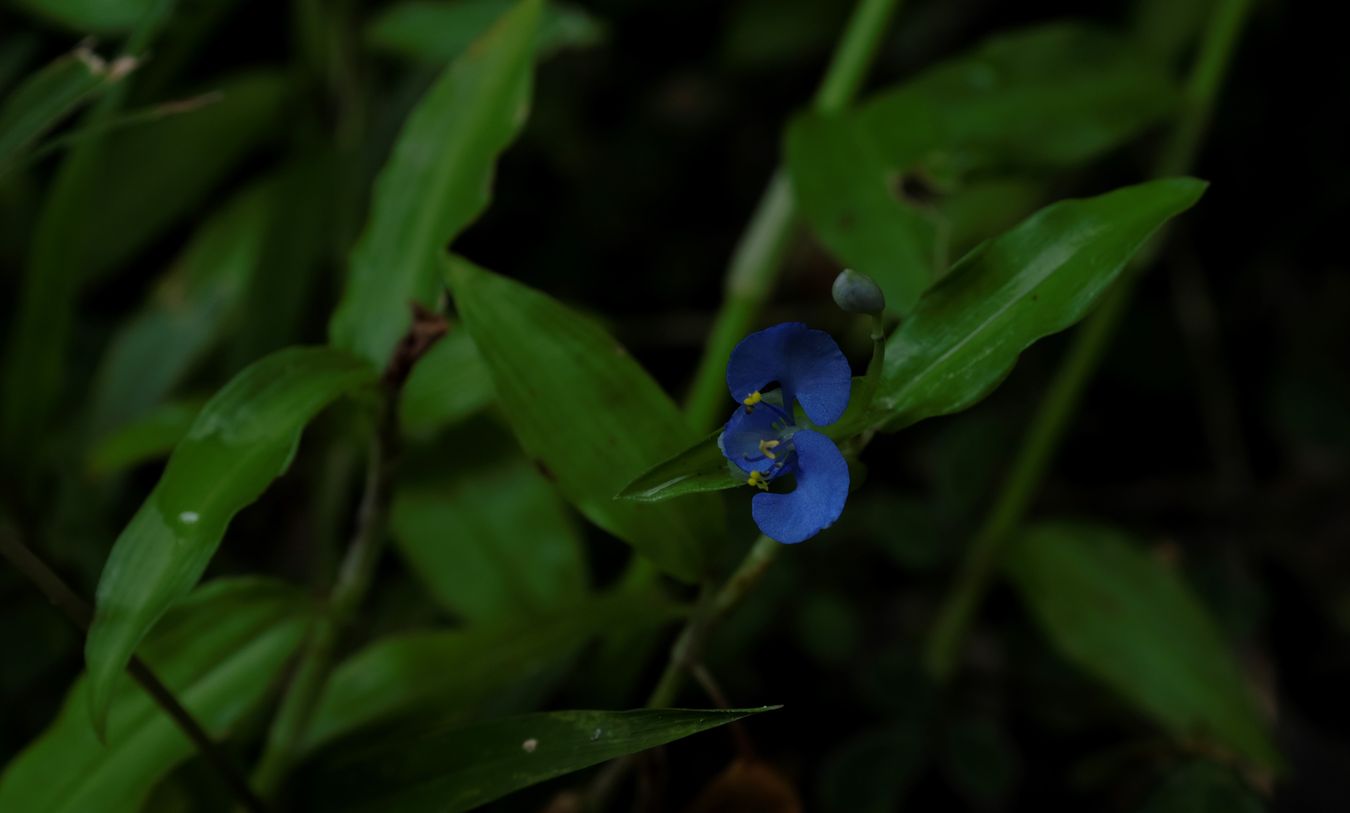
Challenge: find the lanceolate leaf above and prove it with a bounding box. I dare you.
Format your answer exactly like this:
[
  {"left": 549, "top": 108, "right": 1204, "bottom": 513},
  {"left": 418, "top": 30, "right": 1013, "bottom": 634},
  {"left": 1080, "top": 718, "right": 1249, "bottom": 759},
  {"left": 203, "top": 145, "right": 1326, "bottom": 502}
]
[
  {"left": 299, "top": 707, "right": 777, "bottom": 812},
  {"left": 302, "top": 590, "right": 679, "bottom": 751},
  {"left": 618, "top": 429, "right": 742, "bottom": 502},
  {"left": 86, "top": 180, "right": 274, "bottom": 439},
  {"left": 787, "top": 24, "right": 1178, "bottom": 314},
  {"left": 0, "top": 45, "right": 131, "bottom": 172},
  {"left": 875, "top": 178, "right": 1206, "bottom": 431},
  {"left": 330, "top": 0, "right": 542, "bottom": 367},
  {"left": 85, "top": 348, "right": 376, "bottom": 734},
  {"left": 1006, "top": 523, "right": 1279, "bottom": 771},
  {"left": 0, "top": 579, "right": 312, "bottom": 813},
  {"left": 85, "top": 398, "right": 202, "bottom": 477},
  {"left": 447, "top": 257, "right": 723, "bottom": 582}
]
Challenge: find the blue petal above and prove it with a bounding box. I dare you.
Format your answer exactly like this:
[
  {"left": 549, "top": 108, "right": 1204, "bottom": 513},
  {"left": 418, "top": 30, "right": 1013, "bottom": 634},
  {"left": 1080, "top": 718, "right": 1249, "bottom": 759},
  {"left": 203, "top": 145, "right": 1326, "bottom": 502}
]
[
  {"left": 719, "top": 405, "right": 789, "bottom": 475},
  {"left": 751, "top": 430, "right": 849, "bottom": 544},
  {"left": 726, "top": 322, "right": 851, "bottom": 426}
]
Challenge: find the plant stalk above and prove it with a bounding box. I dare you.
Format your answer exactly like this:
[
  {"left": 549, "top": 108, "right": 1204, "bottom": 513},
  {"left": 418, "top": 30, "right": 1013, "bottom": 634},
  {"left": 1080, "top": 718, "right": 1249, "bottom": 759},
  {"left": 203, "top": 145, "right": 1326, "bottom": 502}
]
[
  {"left": 921, "top": 0, "right": 1254, "bottom": 682},
  {"left": 0, "top": 523, "right": 272, "bottom": 813},
  {"left": 684, "top": 0, "right": 904, "bottom": 431}
]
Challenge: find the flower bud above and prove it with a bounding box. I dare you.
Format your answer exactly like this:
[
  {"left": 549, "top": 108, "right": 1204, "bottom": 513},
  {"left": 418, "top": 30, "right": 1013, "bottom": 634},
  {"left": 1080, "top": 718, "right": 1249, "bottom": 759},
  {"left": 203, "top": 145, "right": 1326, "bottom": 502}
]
[{"left": 831, "top": 269, "right": 885, "bottom": 315}]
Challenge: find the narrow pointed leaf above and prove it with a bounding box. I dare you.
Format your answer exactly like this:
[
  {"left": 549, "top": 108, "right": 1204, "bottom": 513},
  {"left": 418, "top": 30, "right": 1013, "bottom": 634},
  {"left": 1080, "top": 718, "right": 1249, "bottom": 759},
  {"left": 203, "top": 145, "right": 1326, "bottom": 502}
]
[
  {"left": 330, "top": 0, "right": 542, "bottom": 366},
  {"left": 447, "top": 257, "right": 722, "bottom": 581},
  {"left": 0, "top": 45, "right": 130, "bottom": 172},
  {"left": 86, "top": 180, "right": 274, "bottom": 439},
  {"left": 303, "top": 590, "right": 679, "bottom": 751},
  {"left": 875, "top": 178, "right": 1206, "bottom": 431},
  {"left": 1006, "top": 523, "right": 1279, "bottom": 771},
  {"left": 788, "top": 24, "right": 1178, "bottom": 313},
  {"left": 84, "top": 347, "right": 377, "bottom": 733},
  {"left": 85, "top": 398, "right": 202, "bottom": 477},
  {"left": 618, "top": 430, "right": 742, "bottom": 502},
  {"left": 299, "top": 707, "right": 777, "bottom": 812},
  {"left": 0, "top": 579, "right": 312, "bottom": 813}
]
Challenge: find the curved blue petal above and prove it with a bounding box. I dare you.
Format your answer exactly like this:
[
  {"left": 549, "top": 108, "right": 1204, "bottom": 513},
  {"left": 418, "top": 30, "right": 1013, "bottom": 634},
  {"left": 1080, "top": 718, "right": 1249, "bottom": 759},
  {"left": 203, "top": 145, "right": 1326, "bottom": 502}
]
[
  {"left": 751, "top": 430, "right": 849, "bottom": 544},
  {"left": 726, "top": 323, "right": 851, "bottom": 426},
  {"left": 719, "top": 405, "right": 790, "bottom": 475}
]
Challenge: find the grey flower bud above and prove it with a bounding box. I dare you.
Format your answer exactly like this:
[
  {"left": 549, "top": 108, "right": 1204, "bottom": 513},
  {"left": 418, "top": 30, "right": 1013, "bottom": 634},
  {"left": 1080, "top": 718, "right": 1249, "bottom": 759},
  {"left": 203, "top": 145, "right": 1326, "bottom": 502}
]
[{"left": 831, "top": 269, "right": 885, "bottom": 314}]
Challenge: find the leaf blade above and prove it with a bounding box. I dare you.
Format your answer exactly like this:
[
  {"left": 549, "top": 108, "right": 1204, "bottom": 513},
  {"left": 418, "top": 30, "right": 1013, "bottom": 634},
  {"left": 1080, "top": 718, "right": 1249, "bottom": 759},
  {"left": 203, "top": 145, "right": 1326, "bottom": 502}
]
[
  {"left": 84, "top": 347, "right": 376, "bottom": 732},
  {"left": 875, "top": 178, "right": 1206, "bottom": 430},
  {"left": 1005, "top": 523, "right": 1279, "bottom": 771},
  {"left": 299, "top": 707, "right": 777, "bottom": 812},
  {"left": 447, "top": 257, "right": 723, "bottom": 582},
  {"left": 330, "top": 0, "right": 542, "bottom": 366}
]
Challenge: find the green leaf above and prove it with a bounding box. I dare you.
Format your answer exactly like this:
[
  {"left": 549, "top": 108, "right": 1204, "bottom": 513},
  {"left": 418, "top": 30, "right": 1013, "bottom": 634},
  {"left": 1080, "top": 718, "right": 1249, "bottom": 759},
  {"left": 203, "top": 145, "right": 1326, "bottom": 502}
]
[
  {"left": 368, "top": 0, "right": 603, "bottom": 64},
  {"left": 299, "top": 707, "right": 776, "bottom": 812},
  {"left": 84, "top": 70, "right": 288, "bottom": 283},
  {"left": 84, "top": 347, "right": 377, "bottom": 734},
  {"left": 303, "top": 590, "right": 680, "bottom": 751},
  {"left": 874, "top": 178, "right": 1206, "bottom": 431},
  {"left": 399, "top": 327, "right": 496, "bottom": 437},
  {"left": 1005, "top": 523, "right": 1279, "bottom": 771},
  {"left": 391, "top": 456, "right": 587, "bottom": 622},
  {"left": 330, "top": 0, "right": 542, "bottom": 367},
  {"left": 447, "top": 256, "right": 723, "bottom": 582},
  {"left": 787, "top": 24, "right": 1178, "bottom": 313},
  {"left": 0, "top": 45, "right": 129, "bottom": 172},
  {"left": 617, "top": 429, "right": 742, "bottom": 502},
  {"left": 11, "top": 0, "right": 160, "bottom": 34},
  {"left": 85, "top": 398, "right": 202, "bottom": 478},
  {"left": 0, "top": 579, "right": 312, "bottom": 813},
  {"left": 86, "top": 180, "right": 274, "bottom": 439},
  {"left": 1138, "top": 761, "right": 1264, "bottom": 813}
]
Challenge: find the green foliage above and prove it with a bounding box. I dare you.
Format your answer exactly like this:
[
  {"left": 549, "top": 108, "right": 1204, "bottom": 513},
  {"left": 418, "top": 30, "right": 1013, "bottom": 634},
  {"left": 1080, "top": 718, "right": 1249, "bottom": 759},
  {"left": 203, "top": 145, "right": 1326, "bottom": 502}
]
[
  {"left": 84, "top": 348, "right": 375, "bottom": 734},
  {"left": 399, "top": 328, "right": 496, "bottom": 437},
  {"left": 787, "top": 24, "right": 1178, "bottom": 313},
  {"left": 299, "top": 707, "right": 776, "bottom": 812},
  {"left": 303, "top": 590, "right": 679, "bottom": 751},
  {"left": 330, "top": 0, "right": 542, "bottom": 366},
  {"left": 0, "top": 579, "right": 312, "bottom": 812},
  {"left": 367, "top": 0, "right": 604, "bottom": 64},
  {"left": 874, "top": 178, "right": 1205, "bottom": 430},
  {"left": 0, "top": 45, "right": 127, "bottom": 172},
  {"left": 11, "top": 0, "right": 163, "bottom": 34},
  {"left": 448, "top": 256, "right": 724, "bottom": 582},
  {"left": 391, "top": 456, "right": 587, "bottom": 621},
  {"left": 1005, "top": 523, "right": 1278, "bottom": 770}
]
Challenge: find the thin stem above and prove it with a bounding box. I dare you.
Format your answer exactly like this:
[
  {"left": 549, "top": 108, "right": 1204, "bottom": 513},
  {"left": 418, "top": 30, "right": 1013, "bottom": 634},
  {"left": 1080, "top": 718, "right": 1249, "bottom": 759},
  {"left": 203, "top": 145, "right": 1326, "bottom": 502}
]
[
  {"left": 921, "top": 0, "right": 1254, "bottom": 682},
  {"left": 646, "top": 535, "right": 781, "bottom": 708},
  {"left": 684, "top": 0, "right": 904, "bottom": 431},
  {"left": 252, "top": 308, "right": 443, "bottom": 796},
  {"left": 0, "top": 523, "right": 272, "bottom": 813}
]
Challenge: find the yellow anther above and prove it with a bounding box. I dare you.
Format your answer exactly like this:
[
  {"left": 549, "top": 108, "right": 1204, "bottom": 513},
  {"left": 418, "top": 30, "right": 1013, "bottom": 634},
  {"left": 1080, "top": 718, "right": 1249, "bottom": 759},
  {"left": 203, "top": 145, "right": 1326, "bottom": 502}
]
[
  {"left": 742, "top": 391, "right": 763, "bottom": 410},
  {"left": 747, "top": 470, "right": 770, "bottom": 491},
  {"left": 758, "top": 439, "right": 780, "bottom": 459}
]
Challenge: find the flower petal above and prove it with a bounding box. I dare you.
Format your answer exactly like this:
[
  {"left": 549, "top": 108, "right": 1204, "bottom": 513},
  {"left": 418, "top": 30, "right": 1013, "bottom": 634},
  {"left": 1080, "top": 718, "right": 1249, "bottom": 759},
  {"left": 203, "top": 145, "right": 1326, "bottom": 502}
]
[
  {"left": 726, "top": 323, "right": 851, "bottom": 426},
  {"left": 751, "top": 430, "right": 849, "bottom": 544},
  {"left": 719, "top": 404, "right": 788, "bottom": 474}
]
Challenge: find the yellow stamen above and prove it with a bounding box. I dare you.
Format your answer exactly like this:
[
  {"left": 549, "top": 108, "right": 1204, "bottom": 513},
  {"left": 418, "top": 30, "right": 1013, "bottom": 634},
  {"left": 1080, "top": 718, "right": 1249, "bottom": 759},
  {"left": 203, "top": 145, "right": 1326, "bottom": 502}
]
[
  {"left": 742, "top": 390, "right": 763, "bottom": 410},
  {"left": 758, "top": 439, "right": 780, "bottom": 459},
  {"left": 747, "top": 470, "right": 770, "bottom": 491}
]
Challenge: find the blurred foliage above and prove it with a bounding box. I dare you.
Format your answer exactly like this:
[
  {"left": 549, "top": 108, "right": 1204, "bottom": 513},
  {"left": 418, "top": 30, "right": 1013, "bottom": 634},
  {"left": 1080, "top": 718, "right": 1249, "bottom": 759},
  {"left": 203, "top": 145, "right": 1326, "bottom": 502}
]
[{"left": 1, "top": 0, "right": 1346, "bottom": 810}]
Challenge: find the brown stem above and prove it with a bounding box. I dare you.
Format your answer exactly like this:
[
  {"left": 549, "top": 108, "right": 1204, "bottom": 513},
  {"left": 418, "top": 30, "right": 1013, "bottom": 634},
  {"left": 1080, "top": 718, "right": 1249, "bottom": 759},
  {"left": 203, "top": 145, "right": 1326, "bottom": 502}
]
[{"left": 0, "top": 522, "right": 272, "bottom": 813}]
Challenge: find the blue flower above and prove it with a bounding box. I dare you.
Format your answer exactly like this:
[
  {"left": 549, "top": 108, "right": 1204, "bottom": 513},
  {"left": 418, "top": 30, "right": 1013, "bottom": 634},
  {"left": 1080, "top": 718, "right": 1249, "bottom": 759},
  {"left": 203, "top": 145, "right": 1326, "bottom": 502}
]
[{"left": 718, "top": 322, "right": 852, "bottom": 544}]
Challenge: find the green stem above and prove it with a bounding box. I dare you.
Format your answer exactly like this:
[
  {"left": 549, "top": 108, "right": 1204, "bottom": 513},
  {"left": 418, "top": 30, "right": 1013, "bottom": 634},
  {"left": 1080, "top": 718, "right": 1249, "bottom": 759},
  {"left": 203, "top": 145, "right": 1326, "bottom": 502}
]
[
  {"left": 921, "top": 0, "right": 1254, "bottom": 682},
  {"left": 252, "top": 395, "right": 398, "bottom": 795},
  {"left": 684, "top": 0, "right": 903, "bottom": 431},
  {"left": 646, "top": 534, "right": 781, "bottom": 708}
]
